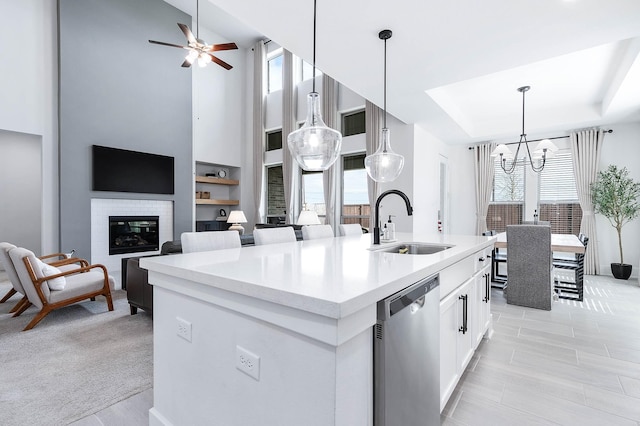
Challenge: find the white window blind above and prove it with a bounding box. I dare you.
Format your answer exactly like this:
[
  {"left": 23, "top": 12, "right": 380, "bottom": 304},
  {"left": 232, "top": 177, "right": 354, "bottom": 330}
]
[
  {"left": 492, "top": 158, "right": 525, "bottom": 202},
  {"left": 539, "top": 151, "right": 578, "bottom": 201}
]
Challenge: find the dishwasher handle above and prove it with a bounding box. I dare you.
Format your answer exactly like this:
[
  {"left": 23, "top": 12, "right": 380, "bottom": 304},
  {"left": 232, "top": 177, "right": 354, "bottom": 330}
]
[{"left": 377, "top": 274, "right": 439, "bottom": 320}]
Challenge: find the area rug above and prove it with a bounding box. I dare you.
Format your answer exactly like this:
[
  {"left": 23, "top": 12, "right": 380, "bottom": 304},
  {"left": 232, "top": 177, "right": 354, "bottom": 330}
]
[{"left": 0, "top": 280, "right": 153, "bottom": 425}]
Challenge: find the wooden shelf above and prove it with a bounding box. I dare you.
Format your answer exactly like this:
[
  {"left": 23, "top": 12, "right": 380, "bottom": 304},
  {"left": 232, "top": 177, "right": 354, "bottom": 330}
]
[
  {"left": 195, "top": 176, "right": 239, "bottom": 185},
  {"left": 195, "top": 199, "right": 240, "bottom": 206}
]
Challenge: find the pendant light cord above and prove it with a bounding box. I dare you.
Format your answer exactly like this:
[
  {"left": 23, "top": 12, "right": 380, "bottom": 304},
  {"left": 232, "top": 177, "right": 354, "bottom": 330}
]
[
  {"left": 383, "top": 36, "right": 387, "bottom": 129},
  {"left": 312, "top": 0, "right": 317, "bottom": 94},
  {"left": 521, "top": 87, "right": 526, "bottom": 137}
]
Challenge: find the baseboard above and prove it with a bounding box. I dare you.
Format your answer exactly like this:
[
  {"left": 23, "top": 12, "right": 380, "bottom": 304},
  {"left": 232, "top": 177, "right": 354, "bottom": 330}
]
[{"left": 149, "top": 408, "right": 173, "bottom": 426}]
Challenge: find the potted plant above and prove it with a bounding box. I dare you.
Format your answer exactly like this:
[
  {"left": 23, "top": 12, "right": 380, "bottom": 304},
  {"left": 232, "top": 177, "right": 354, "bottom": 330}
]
[{"left": 591, "top": 165, "right": 640, "bottom": 279}]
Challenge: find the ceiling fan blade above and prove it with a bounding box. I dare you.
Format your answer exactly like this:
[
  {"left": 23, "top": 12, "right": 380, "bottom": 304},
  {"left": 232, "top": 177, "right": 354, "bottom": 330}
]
[
  {"left": 149, "top": 40, "right": 188, "bottom": 49},
  {"left": 181, "top": 59, "right": 193, "bottom": 68},
  {"left": 209, "top": 54, "right": 233, "bottom": 70},
  {"left": 208, "top": 42, "right": 239, "bottom": 52},
  {"left": 177, "top": 23, "right": 197, "bottom": 45}
]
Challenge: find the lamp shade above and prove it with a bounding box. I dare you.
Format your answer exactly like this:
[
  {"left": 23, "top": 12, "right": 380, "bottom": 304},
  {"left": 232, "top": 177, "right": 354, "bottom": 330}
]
[
  {"left": 365, "top": 128, "right": 404, "bottom": 182},
  {"left": 296, "top": 210, "right": 321, "bottom": 225},
  {"left": 534, "top": 139, "right": 558, "bottom": 153},
  {"left": 287, "top": 92, "right": 342, "bottom": 171},
  {"left": 490, "top": 144, "right": 514, "bottom": 158},
  {"left": 227, "top": 210, "right": 247, "bottom": 224}
]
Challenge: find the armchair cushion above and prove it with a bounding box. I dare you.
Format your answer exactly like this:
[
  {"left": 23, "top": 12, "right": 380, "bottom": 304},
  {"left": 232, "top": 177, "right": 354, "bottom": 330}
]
[
  {"left": 39, "top": 261, "right": 66, "bottom": 291},
  {"left": 48, "top": 271, "right": 109, "bottom": 304}
]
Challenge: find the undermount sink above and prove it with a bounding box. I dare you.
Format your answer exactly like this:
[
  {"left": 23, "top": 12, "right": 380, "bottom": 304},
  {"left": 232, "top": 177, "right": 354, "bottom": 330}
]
[{"left": 373, "top": 243, "right": 453, "bottom": 255}]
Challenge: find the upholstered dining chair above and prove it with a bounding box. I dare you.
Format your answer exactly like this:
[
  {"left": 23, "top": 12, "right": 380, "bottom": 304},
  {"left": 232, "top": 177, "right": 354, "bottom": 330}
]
[
  {"left": 9, "top": 247, "right": 114, "bottom": 331},
  {"left": 181, "top": 230, "right": 241, "bottom": 253},
  {"left": 505, "top": 224, "right": 553, "bottom": 310},
  {"left": 253, "top": 227, "right": 297, "bottom": 246},
  {"left": 301, "top": 225, "right": 334, "bottom": 240},
  {"left": 338, "top": 224, "right": 364, "bottom": 236}
]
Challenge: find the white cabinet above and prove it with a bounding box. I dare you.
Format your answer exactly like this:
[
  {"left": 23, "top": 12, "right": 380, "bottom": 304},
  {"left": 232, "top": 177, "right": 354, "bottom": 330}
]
[{"left": 439, "top": 246, "right": 493, "bottom": 412}]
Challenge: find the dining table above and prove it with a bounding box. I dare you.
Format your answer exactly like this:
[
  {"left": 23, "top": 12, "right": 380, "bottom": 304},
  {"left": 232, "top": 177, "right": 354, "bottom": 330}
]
[{"left": 494, "top": 232, "right": 585, "bottom": 254}]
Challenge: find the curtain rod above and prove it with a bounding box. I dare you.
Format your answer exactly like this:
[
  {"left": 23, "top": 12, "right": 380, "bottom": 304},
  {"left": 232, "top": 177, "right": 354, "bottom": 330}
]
[{"left": 467, "top": 129, "right": 613, "bottom": 150}]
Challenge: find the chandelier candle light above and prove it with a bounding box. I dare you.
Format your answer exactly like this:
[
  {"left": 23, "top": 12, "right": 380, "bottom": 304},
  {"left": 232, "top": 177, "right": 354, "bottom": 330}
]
[
  {"left": 287, "top": 0, "right": 342, "bottom": 171},
  {"left": 491, "top": 86, "right": 558, "bottom": 174},
  {"left": 365, "top": 30, "right": 404, "bottom": 182}
]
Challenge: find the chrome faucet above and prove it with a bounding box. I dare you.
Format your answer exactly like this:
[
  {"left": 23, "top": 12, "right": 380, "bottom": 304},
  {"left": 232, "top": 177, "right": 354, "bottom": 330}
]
[{"left": 373, "top": 190, "right": 413, "bottom": 244}]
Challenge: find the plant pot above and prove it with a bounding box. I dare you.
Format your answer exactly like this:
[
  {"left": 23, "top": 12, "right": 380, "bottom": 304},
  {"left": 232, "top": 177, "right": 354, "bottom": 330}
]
[{"left": 611, "top": 263, "right": 632, "bottom": 280}]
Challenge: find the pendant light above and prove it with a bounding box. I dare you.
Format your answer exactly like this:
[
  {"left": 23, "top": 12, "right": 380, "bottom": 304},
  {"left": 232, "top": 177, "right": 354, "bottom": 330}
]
[
  {"left": 365, "top": 30, "right": 404, "bottom": 182},
  {"left": 287, "top": 0, "right": 342, "bottom": 171},
  {"left": 490, "top": 86, "right": 558, "bottom": 174}
]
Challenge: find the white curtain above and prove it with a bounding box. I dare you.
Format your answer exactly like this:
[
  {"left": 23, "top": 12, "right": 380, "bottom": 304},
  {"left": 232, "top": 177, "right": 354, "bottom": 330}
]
[
  {"left": 282, "top": 50, "right": 298, "bottom": 224},
  {"left": 474, "top": 143, "right": 495, "bottom": 235},
  {"left": 365, "top": 100, "right": 382, "bottom": 229},
  {"left": 252, "top": 40, "right": 266, "bottom": 224},
  {"left": 322, "top": 75, "right": 338, "bottom": 232},
  {"left": 571, "top": 129, "right": 604, "bottom": 275}
]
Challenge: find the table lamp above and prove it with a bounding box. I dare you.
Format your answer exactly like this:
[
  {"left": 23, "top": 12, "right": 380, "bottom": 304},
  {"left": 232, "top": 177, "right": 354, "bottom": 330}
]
[
  {"left": 227, "top": 210, "right": 248, "bottom": 234},
  {"left": 296, "top": 209, "right": 320, "bottom": 226}
]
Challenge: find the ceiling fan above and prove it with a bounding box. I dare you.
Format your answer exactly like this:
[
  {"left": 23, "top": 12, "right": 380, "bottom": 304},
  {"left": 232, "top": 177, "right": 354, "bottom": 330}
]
[{"left": 148, "top": 0, "right": 237, "bottom": 70}]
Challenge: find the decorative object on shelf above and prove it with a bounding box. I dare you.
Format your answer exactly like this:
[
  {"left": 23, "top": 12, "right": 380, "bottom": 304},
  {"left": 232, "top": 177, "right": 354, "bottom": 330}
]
[
  {"left": 296, "top": 206, "right": 321, "bottom": 225},
  {"left": 365, "top": 30, "right": 404, "bottom": 183},
  {"left": 148, "top": 0, "right": 238, "bottom": 69},
  {"left": 217, "top": 168, "right": 229, "bottom": 178},
  {"left": 195, "top": 191, "right": 210, "bottom": 199},
  {"left": 591, "top": 164, "right": 640, "bottom": 280},
  {"left": 219, "top": 208, "right": 227, "bottom": 217},
  {"left": 490, "top": 86, "right": 558, "bottom": 174},
  {"left": 287, "top": 0, "right": 342, "bottom": 171},
  {"left": 227, "top": 210, "right": 248, "bottom": 234}
]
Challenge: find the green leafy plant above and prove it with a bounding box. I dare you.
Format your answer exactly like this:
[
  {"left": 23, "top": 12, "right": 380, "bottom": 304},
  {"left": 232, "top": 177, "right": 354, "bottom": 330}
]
[{"left": 591, "top": 165, "right": 640, "bottom": 264}]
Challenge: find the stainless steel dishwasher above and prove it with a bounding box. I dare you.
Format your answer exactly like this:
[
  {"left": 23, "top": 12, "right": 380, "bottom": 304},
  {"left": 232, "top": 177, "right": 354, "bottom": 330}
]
[{"left": 374, "top": 274, "right": 440, "bottom": 426}]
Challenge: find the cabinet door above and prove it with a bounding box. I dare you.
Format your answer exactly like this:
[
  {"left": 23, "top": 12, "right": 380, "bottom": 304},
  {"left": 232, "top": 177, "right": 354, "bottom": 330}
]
[
  {"left": 439, "top": 289, "right": 460, "bottom": 412},
  {"left": 456, "top": 278, "right": 475, "bottom": 374},
  {"left": 473, "top": 265, "right": 491, "bottom": 346}
]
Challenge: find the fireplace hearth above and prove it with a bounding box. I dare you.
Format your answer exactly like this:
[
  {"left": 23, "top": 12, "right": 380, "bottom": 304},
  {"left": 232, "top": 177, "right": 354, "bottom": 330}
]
[{"left": 109, "top": 216, "right": 159, "bottom": 255}]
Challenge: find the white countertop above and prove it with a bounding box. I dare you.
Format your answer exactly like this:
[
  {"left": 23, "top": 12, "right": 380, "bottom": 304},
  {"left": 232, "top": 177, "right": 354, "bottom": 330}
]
[{"left": 141, "top": 232, "right": 494, "bottom": 319}]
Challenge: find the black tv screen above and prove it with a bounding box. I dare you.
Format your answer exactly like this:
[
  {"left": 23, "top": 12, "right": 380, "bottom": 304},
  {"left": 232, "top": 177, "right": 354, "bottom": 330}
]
[{"left": 92, "top": 145, "right": 174, "bottom": 194}]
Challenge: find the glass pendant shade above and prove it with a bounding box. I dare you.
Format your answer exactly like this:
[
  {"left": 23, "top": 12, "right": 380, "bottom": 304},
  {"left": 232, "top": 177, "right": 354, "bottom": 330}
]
[
  {"left": 365, "top": 127, "right": 404, "bottom": 182},
  {"left": 287, "top": 92, "right": 342, "bottom": 171}
]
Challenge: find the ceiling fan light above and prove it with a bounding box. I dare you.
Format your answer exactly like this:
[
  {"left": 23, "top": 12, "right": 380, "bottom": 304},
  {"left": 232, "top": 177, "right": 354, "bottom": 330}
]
[
  {"left": 287, "top": 92, "right": 342, "bottom": 171},
  {"left": 365, "top": 128, "right": 404, "bottom": 182},
  {"left": 197, "top": 53, "right": 211, "bottom": 67},
  {"left": 185, "top": 50, "right": 199, "bottom": 64}
]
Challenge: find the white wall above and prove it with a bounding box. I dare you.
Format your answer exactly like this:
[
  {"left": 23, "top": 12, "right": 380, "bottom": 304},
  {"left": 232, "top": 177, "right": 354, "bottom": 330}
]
[
  {"left": 0, "top": 0, "right": 57, "bottom": 254},
  {"left": 597, "top": 122, "right": 640, "bottom": 278},
  {"left": 448, "top": 146, "right": 476, "bottom": 235}
]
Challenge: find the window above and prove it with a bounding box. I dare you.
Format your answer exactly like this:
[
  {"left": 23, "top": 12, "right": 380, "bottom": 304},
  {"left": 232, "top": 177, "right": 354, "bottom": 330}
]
[
  {"left": 266, "top": 165, "right": 285, "bottom": 224},
  {"left": 538, "top": 151, "right": 582, "bottom": 234},
  {"left": 301, "top": 170, "right": 325, "bottom": 223},
  {"left": 267, "top": 51, "right": 283, "bottom": 93},
  {"left": 342, "top": 110, "right": 366, "bottom": 137},
  {"left": 266, "top": 130, "right": 282, "bottom": 151},
  {"left": 487, "top": 158, "right": 525, "bottom": 233},
  {"left": 342, "top": 154, "right": 370, "bottom": 230},
  {"left": 301, "top": 60, "right": 323, "bottom": 81}
]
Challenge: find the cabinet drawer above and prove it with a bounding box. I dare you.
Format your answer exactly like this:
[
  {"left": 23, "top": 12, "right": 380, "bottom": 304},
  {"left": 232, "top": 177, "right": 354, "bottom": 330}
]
[
  {"left": 440, "top": 255, "right": 474, "bottom": 299},
  {"left": 474, "top": 247, "right": 492, "bottom": 272}
]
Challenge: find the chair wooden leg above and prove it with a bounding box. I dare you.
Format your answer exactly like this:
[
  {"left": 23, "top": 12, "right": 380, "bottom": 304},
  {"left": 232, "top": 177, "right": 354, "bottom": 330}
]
[
  {"left": 90, "top": 297, "right": 95, "bottom": 301},
  {"left": 0, "top": 288, "right": 17, "bottom": 303},
  {"left": 105, "top": 290, "right": 114, "bottom": 311},
  {"left": 12, "top": 299, "right": 32, "bottom": 317},
  {"left": 9, "top": 296, "right": 28, "bottom": 314},
  {"left": 22, "top": 308, "right": 51, "bottom": 331}
]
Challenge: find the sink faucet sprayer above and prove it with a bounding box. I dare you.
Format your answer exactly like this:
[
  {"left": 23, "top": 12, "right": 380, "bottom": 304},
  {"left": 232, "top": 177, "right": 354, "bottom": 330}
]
[{"left": 373, "top": 190, "right": 413, "bottom": 245}]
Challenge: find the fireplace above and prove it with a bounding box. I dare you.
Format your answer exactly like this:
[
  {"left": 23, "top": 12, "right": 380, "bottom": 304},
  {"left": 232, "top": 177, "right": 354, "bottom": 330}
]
[{"left": 109, "top": 216, "right": 159, "bottom": 255}]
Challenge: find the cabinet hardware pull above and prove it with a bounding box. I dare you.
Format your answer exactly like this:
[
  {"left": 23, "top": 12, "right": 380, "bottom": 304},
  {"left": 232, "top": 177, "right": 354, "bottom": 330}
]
[
  {"left": 458, "top": 294, "right": 468, "bottom": 334},
  {"left": 479, "top": 257, "right": 485, "bottom": 262},
  {"left": 483, "top": 273, "right": 490, "bottom": 303}
]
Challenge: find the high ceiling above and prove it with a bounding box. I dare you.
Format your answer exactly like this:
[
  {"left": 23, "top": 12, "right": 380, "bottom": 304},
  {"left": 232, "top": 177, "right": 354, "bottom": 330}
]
[{"left": 166, "top": 0, "right": 640, "bottom": 145}]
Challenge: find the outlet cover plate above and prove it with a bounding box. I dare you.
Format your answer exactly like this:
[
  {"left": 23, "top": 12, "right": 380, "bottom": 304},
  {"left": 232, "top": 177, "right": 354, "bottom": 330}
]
[
  {"left": 236, "top": 346, "right": 260, "bottom": 380},
  {"left": 176, "top": 317, "right": 192, "bottom": 342}
]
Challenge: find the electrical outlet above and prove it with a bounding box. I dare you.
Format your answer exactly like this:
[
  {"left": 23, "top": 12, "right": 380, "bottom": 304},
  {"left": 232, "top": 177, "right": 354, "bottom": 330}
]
[
  {"left": 236, "top": 346, "right": 260, "bottom": 380},
  {"left": 176, "top": 317, "right": 192, "bottom": 342}
]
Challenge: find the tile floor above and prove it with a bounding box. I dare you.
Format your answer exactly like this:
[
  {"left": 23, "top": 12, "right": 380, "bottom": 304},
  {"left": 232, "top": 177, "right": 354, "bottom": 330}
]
[{"left": 71, "top": 275, "right": 640, "bottom": 425}]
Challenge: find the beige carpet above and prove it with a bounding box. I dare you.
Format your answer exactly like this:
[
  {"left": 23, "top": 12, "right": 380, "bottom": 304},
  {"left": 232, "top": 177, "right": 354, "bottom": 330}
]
[{"left": 0, "top": 279, "right": 153, "bottom": 425}]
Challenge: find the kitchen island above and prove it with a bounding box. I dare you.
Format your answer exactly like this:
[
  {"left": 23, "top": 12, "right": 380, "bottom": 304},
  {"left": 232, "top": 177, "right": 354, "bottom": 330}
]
[{"left": 141, "top": 232, "right": 494, "bottom": 426}]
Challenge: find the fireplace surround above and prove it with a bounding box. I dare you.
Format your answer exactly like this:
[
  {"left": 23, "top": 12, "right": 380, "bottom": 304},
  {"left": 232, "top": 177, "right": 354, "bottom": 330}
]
[{"left": 109, "top": 216, "right": 159, "bottom": 255}]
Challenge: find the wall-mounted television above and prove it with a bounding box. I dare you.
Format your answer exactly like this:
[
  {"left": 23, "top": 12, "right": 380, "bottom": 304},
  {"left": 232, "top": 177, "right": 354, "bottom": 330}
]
[{"left": 92, "top": 145, "right": 174, "bottom": 194}]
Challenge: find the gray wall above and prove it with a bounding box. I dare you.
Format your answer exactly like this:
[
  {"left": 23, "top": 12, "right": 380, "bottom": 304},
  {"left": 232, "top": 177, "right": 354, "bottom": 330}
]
[
  {"left": 59, "top": 0, "right": 192, "bottom": 259},
  {"left": 0, "top": 130, "right": 42, "bottom": 253}
]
